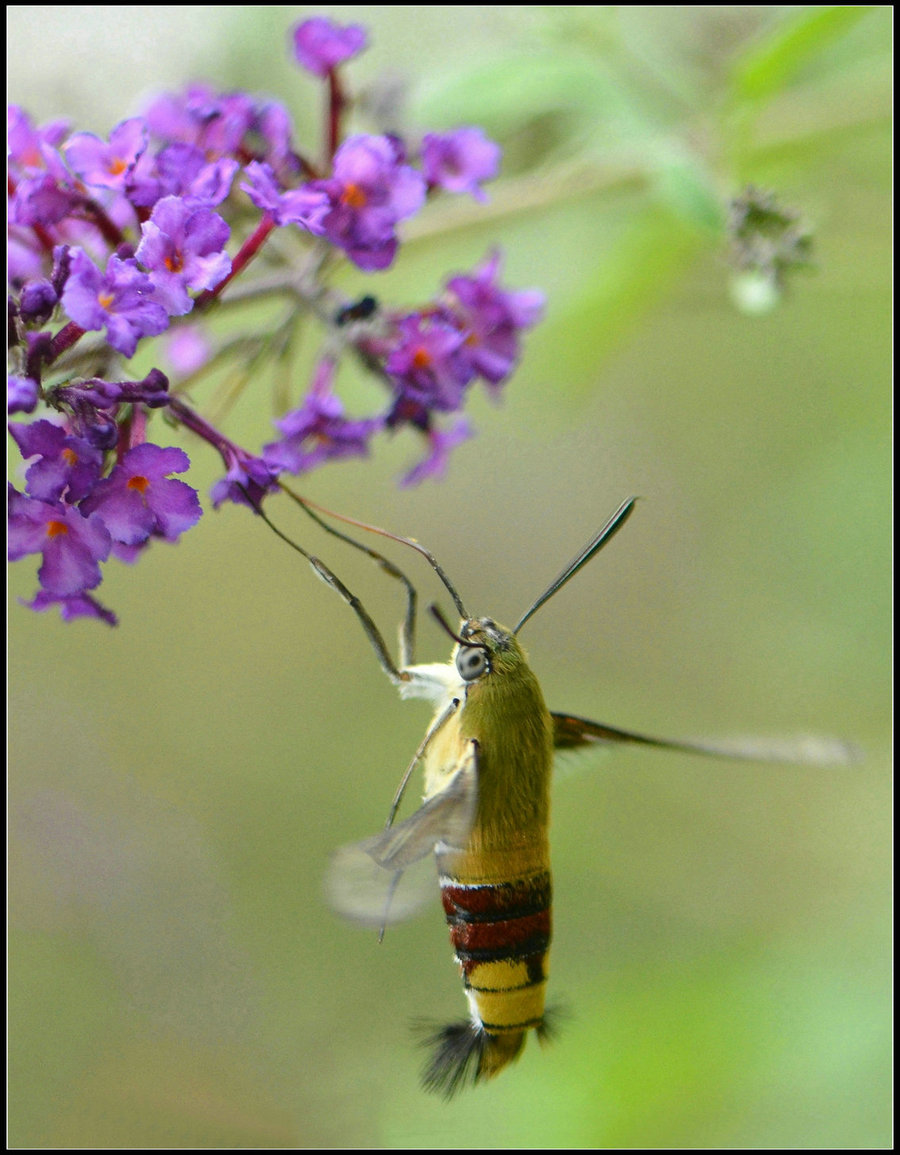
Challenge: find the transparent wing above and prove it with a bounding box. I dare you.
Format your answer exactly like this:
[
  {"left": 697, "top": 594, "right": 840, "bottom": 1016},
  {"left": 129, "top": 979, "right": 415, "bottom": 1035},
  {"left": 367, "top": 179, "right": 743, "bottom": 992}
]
[
  {"left": 551, "top": 712, "right": 860, "bottom": 765},
  {"left": 325, "top": 743, "right": 479, "bottom": 929}
]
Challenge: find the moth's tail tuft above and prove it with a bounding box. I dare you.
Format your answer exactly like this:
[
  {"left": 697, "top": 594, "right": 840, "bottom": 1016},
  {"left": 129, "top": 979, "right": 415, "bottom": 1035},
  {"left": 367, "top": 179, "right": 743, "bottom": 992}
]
[{"left": 418, "top": 1020, "right": 527, "bottom": 1099}]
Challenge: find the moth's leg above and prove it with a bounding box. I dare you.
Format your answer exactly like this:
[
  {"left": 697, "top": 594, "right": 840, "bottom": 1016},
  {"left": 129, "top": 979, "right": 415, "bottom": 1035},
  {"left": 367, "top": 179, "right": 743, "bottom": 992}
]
[
  {"left": 385, "top": 697, "right": 460, "bottom": 829},
  {"left": 282, "top": 486, "right": 419, "bottom": 668},
  {"left": 250, "top": 499, "right": 409, "bottom": 684}
]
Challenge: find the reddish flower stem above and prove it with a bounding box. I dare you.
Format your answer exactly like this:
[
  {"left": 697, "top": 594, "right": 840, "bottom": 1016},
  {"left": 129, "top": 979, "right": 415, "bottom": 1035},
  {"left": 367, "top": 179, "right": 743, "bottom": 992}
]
[
  {"left": 193, "top": 214, "right": 275, "bottom": 310},
  {"left": 326, "top": 70, "right": 345, "bottom": 163}
]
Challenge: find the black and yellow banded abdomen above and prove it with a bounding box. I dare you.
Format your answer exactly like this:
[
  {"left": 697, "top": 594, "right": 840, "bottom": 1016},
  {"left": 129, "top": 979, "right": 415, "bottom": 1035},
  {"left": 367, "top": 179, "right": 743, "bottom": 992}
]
[
  {"left": 421, "top": 853, "right": 552, "bottom": 1097},
  {"left": 441, "top": 869, "right": 551, "bottom": 1033}
]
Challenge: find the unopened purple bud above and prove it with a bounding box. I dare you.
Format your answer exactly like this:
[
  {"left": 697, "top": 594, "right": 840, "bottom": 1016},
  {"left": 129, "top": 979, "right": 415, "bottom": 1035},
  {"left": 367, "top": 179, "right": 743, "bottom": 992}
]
[
  {"left": 83, "top": 412, "right": 120, "bottom": 450},
  {"left": 19, "top": 279, "right": 58, "bottom": 325},
  {"left": 50, "top": 245, "right": 72, "bottom": 297},
  {"left": 8, "top": 375, "right": 40, "bottom": 415},
  {"left": 125, "top": 368, "right": 170, "bottom": 407}
]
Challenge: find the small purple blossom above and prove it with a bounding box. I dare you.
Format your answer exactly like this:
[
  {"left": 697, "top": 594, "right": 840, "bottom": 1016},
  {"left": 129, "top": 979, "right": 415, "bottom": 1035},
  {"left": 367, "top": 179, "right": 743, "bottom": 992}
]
[
  {"left": 210, "top": 445, "right": 280, "bottom": 509},
  {"left": 63, "top": 117, "right": 148, "bottom": 191},
  {"left": 24, "top": 588, "right": 118, "bottom": 626},
  {"left": 399, "top": 418, "right": 472, "bottom": 487},
  {"left": 128, "top": 142, "right": 238, "bottom": 209},
  {"left": 143, "top": 85, "right": 256, "bottom": 155},
  {"left": 421, "top": 129, "right": 501, "bottom": 202},
  {"left": 385, "top": 313, "right": 474, "bottom": 418},
  {"left": 445, "top": 250, "right": 545, "bottom": 386},
  {"left": 8, "top": 376, "right": 40, "bottom": 415},
  {"left": 8, "top": 418, "right": 103, "bottom": 502},
  {"left": 10, "top": 172, "right": 81, "bottom": 228},
  {"left": 78, "top": 443, "right": 202, "bottom": 545},
  {"left": 311, "top": 135, "right": 426, "bottom": 270},
  {"left": 8, "top": 106, "right": 70, "bottom": 174},
  {"left": 134, "top": 196, "right": 232, "bottom": 315},
  {"left": 8, "top": 109, "right": 79, "bottom": 227},
  {"left": 8, "top": 485, "right": 111, "bottom": 596},
  {"left": 263, "top": 359, "right": 381, "bottom": 474},
  {"left": 292, "top": 17, "right": 368, "bottom": 76},
  {"left": 61, "top": 250, "right": 170, "bottom": 357},
  {"left": 240, "top": 161, "right": 329, "bottom": 232},
  {"left": 165, "top": 325, "right": 212, "bottom": 375}
]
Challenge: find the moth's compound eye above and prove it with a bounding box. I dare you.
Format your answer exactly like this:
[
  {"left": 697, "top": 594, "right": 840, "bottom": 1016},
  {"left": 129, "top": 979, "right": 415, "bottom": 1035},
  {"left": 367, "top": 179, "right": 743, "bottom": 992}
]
[{"left": 456, "top": 645, "right": 490, "bottom": 682}]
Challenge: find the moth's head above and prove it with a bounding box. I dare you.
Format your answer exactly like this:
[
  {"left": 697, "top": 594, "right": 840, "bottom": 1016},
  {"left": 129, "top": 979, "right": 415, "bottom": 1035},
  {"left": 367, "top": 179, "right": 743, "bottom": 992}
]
[{"left": 453, "top": 617, "right": 524, "bottom": 683}]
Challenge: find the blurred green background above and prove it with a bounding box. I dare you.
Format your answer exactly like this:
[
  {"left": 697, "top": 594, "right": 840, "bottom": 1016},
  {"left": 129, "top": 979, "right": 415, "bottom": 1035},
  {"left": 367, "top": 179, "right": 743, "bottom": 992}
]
[{"left": 8, "top": 6, "right": 891, "bottom": 1148}]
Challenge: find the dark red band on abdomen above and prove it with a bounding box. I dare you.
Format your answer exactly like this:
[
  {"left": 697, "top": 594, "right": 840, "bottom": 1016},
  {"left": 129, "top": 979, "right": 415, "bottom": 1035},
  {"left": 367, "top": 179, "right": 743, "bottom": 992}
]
[
  {"left": 441, "top": 870, "right": 551, "bottom": 922},
  {"left": 440, "top": 871, "right": 552, "bottom": 975}
]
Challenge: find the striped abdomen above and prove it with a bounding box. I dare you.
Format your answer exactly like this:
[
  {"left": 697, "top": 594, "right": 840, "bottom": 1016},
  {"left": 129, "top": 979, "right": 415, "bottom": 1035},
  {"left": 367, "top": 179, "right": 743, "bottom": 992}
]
[{"left": 421, "top": 854, "right": 552, "bottom": 1097}]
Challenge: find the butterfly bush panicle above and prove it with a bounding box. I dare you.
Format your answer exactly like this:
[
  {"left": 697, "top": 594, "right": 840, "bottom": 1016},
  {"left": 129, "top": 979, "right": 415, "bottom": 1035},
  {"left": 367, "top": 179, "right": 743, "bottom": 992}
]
[{"left": 8, "top": 15, "right": 545, "bottom": 624}]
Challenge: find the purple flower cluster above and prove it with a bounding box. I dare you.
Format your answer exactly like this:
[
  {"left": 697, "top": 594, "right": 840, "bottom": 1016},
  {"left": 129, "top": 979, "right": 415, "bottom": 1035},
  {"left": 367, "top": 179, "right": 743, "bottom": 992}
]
[{"left": 9, "top": 16, "right": 544, "bottom": 623}]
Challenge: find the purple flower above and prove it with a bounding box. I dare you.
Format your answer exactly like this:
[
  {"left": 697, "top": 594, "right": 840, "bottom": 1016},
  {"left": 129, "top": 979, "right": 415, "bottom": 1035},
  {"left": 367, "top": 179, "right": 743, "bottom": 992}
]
[
  {"left": 134, "top": 196, "right": 232, "bottom": 315},
  {"left": 79, "top": 443, "right": 202, "bottom": 544},
  {"left": 9, "top": 419, "right": 104, "bottom": 502},
  {"left": 253, "top": 102, "right": 296, "bottom": 175},
  {"left": 63, "top": 117, "right": 148, "bottom": 191},
  {"left": 8, "top": 106, "right": 70, "bottom": 175},
  {"left": 240, "top": 161, "right": 329, "bottom": 232},
  {"left": 445, "top": 250, "right": 545, "bottom": 386},
  {"left": 165, "top": 325, "right": 212, "bottom": 375},
  {"left": 385, "top": 313, "right": 475, "bottom": 420},
  {"left": 8, "top": 376, "right": 40, "bottom": 415},
  {"left": 263, "top": 359, "right": 381, "bottom": 474},
  {"left": 24, "top": 588, "right": 118, "bottom": 626},
  {"left": 8, "top": 485, "right": 111, "bottom": 596},
  {"left": 143, "top": 85, "right": 255, "bottom": 155},
  {"left": 8, "top": 108, "right": 78, "bottom": 227},
  {"left": 128, "top": 142, "right": 238, "bottom": 209},
  {"left": 61, "top": 250, "right": 170, "bottom": 358},
  {"left": 9, "top": 172, "right": 80, "bottom": 228},
  {"left": 311, "top": 135, "right": 426, "bottom": 270},
  {"left": 421, "top": 129, "right": 501, "bottom": 202},
  {"left": 210, "top": 445, "right": 280, "bottom": 509},
  {"left": 400, "top": 418, "right": 473, "bottom": 487},
  {"left": 292, "top": 17, "right": 367, "bottom": 76}
]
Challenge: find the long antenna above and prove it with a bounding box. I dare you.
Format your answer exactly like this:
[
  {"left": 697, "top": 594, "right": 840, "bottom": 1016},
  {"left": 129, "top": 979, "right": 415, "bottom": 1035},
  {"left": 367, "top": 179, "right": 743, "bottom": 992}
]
[{"left": 513, "top": 497, "right": 638, "bottom": 635}]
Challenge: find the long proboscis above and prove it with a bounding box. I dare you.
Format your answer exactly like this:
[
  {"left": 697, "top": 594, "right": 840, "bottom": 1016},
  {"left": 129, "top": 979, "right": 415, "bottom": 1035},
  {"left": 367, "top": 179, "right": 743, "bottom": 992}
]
[
  {"left": 280, "top": 481, "right": 469, "bottom": 621},
  {"left": 514, "top": 496, "right": 638, "bottom": 635}
]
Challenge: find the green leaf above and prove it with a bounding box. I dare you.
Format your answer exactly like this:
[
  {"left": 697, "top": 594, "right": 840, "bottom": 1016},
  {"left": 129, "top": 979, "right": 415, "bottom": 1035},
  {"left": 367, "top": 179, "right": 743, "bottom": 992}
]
[{"left": 731, "top": 6, "right": 876, "bottom": 104}]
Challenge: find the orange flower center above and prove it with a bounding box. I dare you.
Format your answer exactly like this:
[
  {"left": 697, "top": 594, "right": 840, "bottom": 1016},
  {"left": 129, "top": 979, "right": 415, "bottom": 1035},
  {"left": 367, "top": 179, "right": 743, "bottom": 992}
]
[
  {"left": 341, "top": 182, "right": 368, "bottom": 209},
  {"left": 46, "top": 519, "right": 68, "bottom": 538},
  {"left": 127, "top": 475, "right": 150, "bottom": 494}
]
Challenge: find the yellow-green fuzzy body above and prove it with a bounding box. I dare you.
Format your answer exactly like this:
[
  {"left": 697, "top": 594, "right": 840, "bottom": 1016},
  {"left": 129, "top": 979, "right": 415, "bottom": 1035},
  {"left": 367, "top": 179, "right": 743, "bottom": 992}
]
[
  {"left": 423, "top": 618, "right": 554, "bottom": 844},
  {"left": 422, "top": 619, "right": 556, "bottom": 1092}
]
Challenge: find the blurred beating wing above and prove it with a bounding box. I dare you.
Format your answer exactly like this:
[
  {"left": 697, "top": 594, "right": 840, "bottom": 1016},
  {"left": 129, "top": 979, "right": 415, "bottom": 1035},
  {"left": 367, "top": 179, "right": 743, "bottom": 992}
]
[
  {"left": 551, "top": 712, "right": 859, "bottom": 765},
  {"left": 325, "top": 742, "right": 479, "bottom": 928}
]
